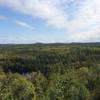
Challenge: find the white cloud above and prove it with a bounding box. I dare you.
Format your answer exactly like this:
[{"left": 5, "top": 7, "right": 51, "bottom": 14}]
[
  {"left": 70, "top": 29, "right": 100, "bottom": 42},
  {"left": 67, "top": 0, "right": 100, "bottom": 42},
  {"left": 14, "top": 20, "right": 34, "bottom": 30},
  {"left": 0, "top": 14, "right": 34, "bottom": 30},
  {"left": 0, "top": 0, "right": 100, "bottom": 42},
  {"left": 0, "top": 0, "right": 68, "bottom": 29},
  {"left": 0, "top": 15, "right": 8, "bottom": 20}
]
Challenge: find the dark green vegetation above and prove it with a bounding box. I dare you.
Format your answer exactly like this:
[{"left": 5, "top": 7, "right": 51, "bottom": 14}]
[{"left": 0, "top": 43, "right": 100, "bottom": 100}]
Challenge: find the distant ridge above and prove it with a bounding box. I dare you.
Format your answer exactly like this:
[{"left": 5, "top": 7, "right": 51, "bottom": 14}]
[{"left": 0, "top": 42, "right": 100, "bottom": 46}]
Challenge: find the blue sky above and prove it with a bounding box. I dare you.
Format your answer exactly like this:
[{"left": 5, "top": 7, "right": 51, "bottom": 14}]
[{"left": 0, "top": 0, "right": 100, "bottom": 43}]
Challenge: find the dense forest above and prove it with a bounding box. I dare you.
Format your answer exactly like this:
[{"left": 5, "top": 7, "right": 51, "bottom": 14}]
[{"left": 0, "top": 43, "right": 100, "bottom": 100}]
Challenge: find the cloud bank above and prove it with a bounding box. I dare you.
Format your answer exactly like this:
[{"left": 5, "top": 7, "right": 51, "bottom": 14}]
[{"left": 0, "top": 0, "right": 100, "bottom": 42}]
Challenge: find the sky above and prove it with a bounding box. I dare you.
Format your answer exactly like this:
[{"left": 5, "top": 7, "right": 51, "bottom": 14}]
[{"left": 0, "top": 0, "right": 100, "bottom": 44}]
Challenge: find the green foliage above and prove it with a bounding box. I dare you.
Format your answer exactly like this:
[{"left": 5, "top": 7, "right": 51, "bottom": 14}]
[
  {"left": 0, "top": 73, "right": 36, "bottom": 100},
  {"left": 47, "top": 71, "right": 90, "bottom": 100},
  {"left": 0, "top": 44, "right": 100, "bottom": 100},
  {"left": 26, "top": 72, "right": 48, "bottom": 100}
]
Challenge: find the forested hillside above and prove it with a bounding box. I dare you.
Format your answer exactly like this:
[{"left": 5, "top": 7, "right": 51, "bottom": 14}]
[{"left": 0, "top": 43, "right": 100, "bottom": 100}]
